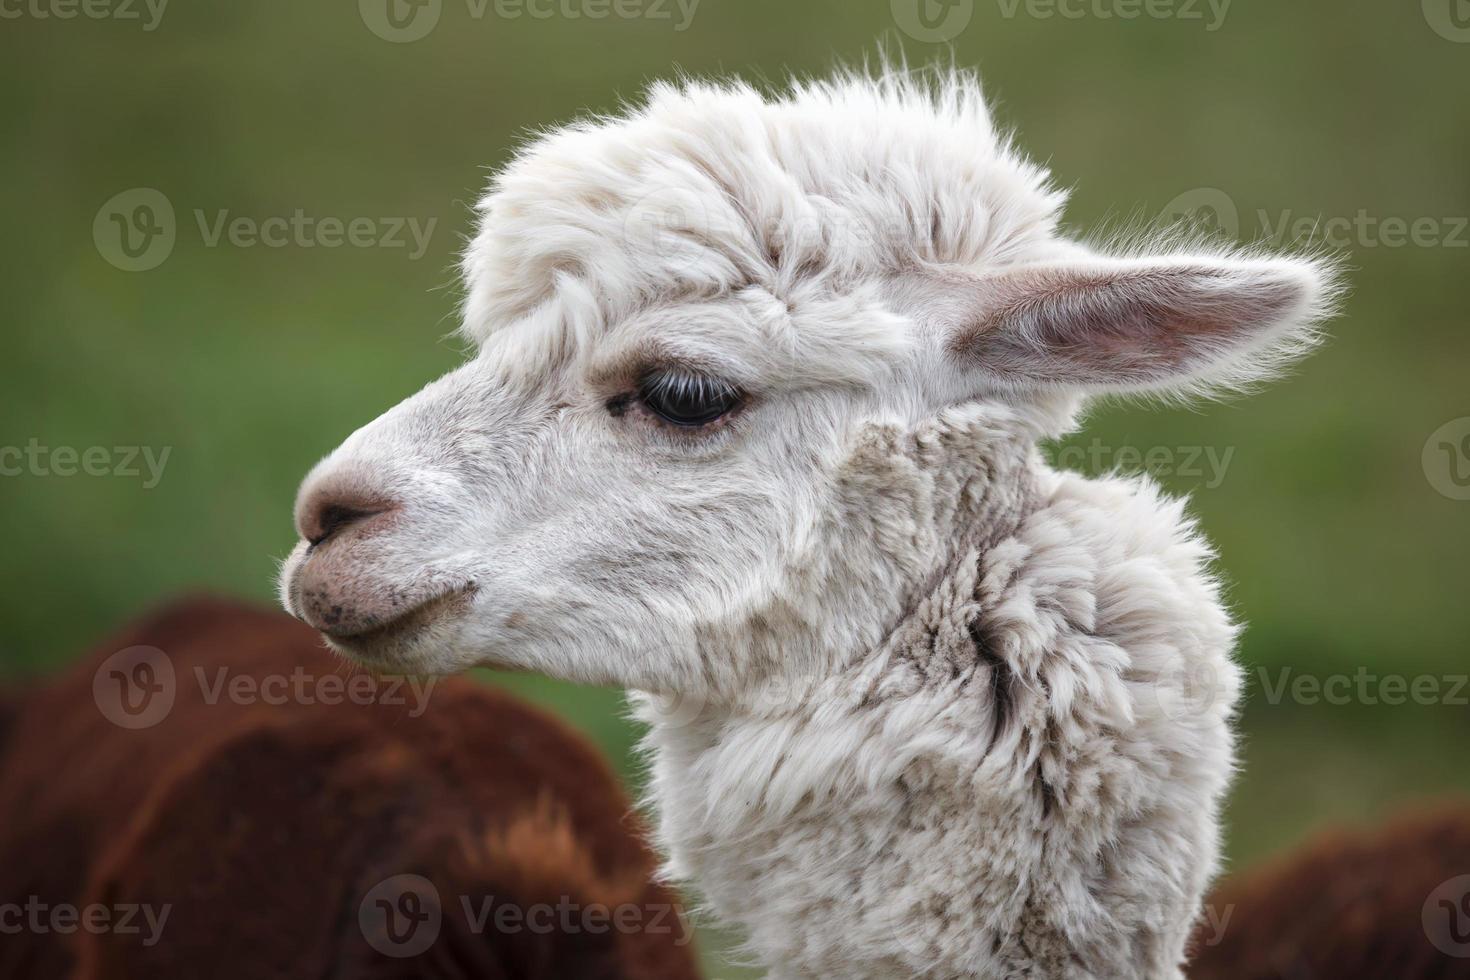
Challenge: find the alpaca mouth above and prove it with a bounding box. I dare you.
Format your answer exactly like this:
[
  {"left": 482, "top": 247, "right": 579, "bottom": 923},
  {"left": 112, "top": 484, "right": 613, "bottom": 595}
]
[{"left": 320, "top": 584, "right": 477, "bottom": 665}]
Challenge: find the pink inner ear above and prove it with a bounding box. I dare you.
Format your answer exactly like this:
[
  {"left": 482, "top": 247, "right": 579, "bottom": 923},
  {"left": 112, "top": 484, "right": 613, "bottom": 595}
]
[{"left": 951, "top": 261, "right": 1308, "bottom": 387}]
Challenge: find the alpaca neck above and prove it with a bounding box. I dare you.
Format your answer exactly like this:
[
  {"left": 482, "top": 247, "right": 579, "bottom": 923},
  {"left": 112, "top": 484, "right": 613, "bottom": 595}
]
[{"left": 638, "top": 462, "right": 1241, "bottom": 979}]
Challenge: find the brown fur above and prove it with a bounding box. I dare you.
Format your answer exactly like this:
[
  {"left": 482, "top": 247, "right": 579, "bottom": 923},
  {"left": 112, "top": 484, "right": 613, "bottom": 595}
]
[
  {"left": 0, "top": 685, "right": 17, "bottom": 755},
  {"left": 1191, "top": 804, "right": 1470, "bottom": 979},
  {"left": 0, "top": 596, "right": 701, "bottom": 980}
]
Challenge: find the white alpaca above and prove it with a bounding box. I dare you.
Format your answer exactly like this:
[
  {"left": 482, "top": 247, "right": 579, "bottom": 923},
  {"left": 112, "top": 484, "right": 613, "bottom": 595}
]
[{"left": 280, "top": 67, "right": 1336, "bottom": 978}]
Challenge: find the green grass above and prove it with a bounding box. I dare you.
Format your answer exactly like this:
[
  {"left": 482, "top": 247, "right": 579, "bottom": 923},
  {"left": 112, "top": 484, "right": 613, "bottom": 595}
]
[{"left": 2, "top": 1, "right": 1467, "bottom": 974}]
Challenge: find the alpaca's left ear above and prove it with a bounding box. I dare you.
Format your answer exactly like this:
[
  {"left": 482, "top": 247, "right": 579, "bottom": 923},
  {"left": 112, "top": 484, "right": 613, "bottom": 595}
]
[{"left": 938, "top": 254, "right": 1336, "bottom": 395}]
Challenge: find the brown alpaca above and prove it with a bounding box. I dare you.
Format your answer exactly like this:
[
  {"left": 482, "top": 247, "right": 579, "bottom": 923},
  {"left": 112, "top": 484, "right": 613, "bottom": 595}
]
[
  {"left": 1191, "top": 804, "right": 1470, "bottom": 979},
  {"left": 0, "top": 597, "right": 701, "bottom": 980}
]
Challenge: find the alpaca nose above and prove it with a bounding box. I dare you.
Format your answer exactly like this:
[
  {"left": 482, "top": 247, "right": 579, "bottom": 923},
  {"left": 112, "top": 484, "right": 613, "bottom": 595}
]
[{"left": 295, "top": 474, "right": 397, "bottom": 547}]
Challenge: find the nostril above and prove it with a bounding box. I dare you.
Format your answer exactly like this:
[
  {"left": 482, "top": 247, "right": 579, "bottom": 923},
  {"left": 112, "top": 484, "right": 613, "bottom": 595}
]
[
  {"left": 294, "top": 466, "right": 399, "bottom": 547},
  {"left": 296, "top": 477, "right": 397, "bottom": 548},
  {"left": 307, "top": 503, "right": 379, "bottom": 547}
]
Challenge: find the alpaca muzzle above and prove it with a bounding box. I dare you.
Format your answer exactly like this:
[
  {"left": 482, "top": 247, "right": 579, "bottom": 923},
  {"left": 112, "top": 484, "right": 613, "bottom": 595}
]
[{"left": 282, "top": 454, "right": 477, "bottom": 667}]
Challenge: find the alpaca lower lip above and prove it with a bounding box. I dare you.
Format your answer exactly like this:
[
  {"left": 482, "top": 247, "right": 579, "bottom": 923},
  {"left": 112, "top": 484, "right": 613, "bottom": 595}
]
[{"left": 320, "top": 585, "right": 477, "bottom": 649}]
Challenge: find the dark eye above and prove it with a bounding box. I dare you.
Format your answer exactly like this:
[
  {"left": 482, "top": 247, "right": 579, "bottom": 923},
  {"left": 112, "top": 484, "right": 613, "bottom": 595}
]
[{"left": 637, "top": 372, "right": 743, "bottom": 428}]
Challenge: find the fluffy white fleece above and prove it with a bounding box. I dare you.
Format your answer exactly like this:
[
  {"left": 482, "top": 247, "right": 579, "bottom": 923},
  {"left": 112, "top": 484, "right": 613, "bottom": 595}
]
[
  {"left": 635, "top": 405, "right": 1241, "bottom": 979},
  {"left": 285, "top": 63, "right": 1333, "bottom": 979}
]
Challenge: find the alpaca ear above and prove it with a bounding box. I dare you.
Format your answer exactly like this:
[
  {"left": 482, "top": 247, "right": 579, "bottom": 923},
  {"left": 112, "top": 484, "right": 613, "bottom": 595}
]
[{"left": 940, "top": 254, "right": 1334, "bottom": 395}]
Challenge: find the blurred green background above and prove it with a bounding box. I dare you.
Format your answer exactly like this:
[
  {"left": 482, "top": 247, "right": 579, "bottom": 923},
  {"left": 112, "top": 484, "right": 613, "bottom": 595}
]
[{"left": 2, "top": 0, "right": 1467, "bottom": 973}]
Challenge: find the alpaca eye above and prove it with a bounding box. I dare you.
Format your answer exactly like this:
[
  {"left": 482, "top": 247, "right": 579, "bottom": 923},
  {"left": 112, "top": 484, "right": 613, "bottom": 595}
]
[{"left": 636, "top": 372, "right": 742, "bottom": 428}]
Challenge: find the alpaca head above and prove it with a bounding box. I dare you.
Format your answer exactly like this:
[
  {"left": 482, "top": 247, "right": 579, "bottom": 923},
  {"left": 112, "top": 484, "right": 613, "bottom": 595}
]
[{"left": 280, "top": 70, "right": 1333, "bottom": 695}]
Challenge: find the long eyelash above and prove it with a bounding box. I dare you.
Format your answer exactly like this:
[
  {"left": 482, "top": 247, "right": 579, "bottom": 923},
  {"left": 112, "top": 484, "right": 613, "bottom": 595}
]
[{"left": 638, "top": 370, "right": 738, "bottom": 402}]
